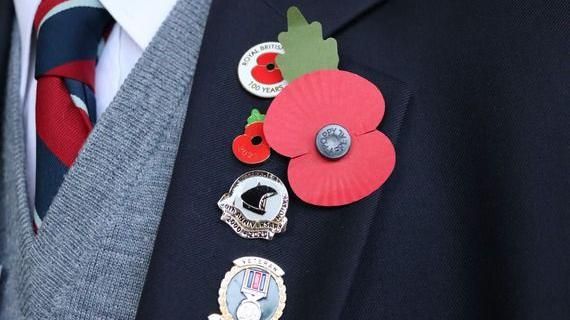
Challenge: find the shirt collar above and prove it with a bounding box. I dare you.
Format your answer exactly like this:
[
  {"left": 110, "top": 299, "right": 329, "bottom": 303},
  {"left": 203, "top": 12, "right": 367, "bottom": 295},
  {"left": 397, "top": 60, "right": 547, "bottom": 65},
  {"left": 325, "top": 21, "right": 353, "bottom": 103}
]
[
  {"left": 14, "top": 0, "right": 177, "bottom": 95},
  {"left": 14, "top": 1, "right": 38, "bottom": 53},
  {"left": 99, "top": 0, "right": 178, "bottom": 49},
  {"left": 15, "top": 0, "right": 176, "bottom": 49},
  {"left": 14, "top": 0, "right": 39, "bottom": 97}
]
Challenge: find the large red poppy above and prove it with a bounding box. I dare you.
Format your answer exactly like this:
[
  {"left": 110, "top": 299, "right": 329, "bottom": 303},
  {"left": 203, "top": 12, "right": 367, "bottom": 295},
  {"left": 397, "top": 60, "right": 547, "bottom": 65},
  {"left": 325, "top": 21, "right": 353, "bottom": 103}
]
[{"left": 264, "top": 70, "right": 396, "bottom": 206}]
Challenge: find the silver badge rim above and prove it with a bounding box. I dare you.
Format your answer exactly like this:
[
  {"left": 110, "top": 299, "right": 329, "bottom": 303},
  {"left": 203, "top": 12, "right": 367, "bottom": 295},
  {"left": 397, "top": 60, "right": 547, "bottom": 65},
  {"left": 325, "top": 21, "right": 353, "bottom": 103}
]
[
  {"left": 218, "top": 170, "right": 289, "bottom": 240},
  {"left": 209, "top": 256, "right": 287, "bottom": 320}
]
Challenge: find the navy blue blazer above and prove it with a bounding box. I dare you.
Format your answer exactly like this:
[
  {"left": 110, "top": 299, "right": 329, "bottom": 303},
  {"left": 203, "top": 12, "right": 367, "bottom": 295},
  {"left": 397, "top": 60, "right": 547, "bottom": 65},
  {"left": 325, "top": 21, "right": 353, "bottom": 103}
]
[
  {"left": 0, "top": 0, "right": 566, "bottom": 316},
  {"left": 0, "top": 0, "right": 13, "bottom": 120},
  {"left": 132, "top": 0, "right": 566, "bottom": 318}
]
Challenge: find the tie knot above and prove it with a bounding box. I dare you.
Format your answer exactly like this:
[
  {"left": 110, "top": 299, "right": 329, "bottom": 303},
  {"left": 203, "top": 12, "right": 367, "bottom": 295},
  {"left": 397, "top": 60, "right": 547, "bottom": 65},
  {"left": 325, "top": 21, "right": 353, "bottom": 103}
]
[{"left": 34, "top": 0, "right": 113, "bottom": 84}]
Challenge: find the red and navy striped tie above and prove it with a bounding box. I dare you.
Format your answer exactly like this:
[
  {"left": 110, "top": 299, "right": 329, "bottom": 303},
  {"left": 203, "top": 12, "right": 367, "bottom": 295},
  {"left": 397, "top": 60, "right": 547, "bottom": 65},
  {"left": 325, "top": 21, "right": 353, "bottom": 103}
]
[{"left": 33, "top": 0, "right": 113, "bottom": 230}]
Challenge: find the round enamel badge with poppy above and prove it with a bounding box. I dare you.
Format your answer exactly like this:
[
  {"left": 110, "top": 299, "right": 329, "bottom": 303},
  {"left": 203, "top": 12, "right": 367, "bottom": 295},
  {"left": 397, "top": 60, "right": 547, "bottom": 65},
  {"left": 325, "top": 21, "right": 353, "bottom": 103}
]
[{"left": 238, "top": 42, "right": 287, "bottom": 98}]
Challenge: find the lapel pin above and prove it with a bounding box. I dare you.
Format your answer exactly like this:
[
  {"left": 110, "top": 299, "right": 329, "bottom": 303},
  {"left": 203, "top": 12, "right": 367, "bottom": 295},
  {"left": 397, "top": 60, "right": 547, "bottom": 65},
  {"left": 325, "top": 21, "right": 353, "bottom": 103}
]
[
  {"left": 232, "top": 109, "right": 271, "bottom": 165},
  {"left": 238, "top": 42, "right": 287, "bottom": 98},
  {"left": 209, "top": 256, "right": 286, "bottom": 320},
  {"left": 218, "top": 171, "right": 288, "bottom": 240},
  {"left": 261, "top": 7, "right": 396, "bottom": 206}
]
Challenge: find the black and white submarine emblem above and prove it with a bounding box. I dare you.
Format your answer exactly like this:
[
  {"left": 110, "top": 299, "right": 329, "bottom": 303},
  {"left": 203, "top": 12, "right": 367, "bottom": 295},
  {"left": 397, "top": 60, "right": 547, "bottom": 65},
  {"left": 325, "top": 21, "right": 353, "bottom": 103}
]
[
  {"left": 241, "top": 184, "right": 278, "bottom": 215},
  {"left": 218, "top": 171, "right": 288, "bottom": 240}
]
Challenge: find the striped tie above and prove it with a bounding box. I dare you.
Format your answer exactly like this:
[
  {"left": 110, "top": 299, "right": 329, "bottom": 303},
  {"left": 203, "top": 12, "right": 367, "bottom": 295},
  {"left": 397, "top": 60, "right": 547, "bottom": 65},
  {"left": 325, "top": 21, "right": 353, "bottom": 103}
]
[{"left": 33, "top": 0, "right": 113, "bottom": 230}]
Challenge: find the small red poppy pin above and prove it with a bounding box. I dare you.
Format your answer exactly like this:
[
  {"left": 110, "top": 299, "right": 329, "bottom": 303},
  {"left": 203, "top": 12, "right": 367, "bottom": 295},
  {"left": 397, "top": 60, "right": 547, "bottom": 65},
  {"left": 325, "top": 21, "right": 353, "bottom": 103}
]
[
  {"left": 263, "top": 7, "right": 396, "bottom": 206},
  {"left": 232, "top": 109, "right": 271, "bottom": 165}
]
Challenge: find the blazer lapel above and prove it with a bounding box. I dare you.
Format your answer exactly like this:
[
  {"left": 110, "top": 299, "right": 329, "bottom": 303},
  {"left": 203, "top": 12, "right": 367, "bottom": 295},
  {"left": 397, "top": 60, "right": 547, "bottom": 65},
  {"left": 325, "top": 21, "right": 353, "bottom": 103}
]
[
  {"left": 137, "top": 0, "right": 410, "bottom": 318},
  {"left": 263, "top": 0, "right": 388, "bottom": 37}
]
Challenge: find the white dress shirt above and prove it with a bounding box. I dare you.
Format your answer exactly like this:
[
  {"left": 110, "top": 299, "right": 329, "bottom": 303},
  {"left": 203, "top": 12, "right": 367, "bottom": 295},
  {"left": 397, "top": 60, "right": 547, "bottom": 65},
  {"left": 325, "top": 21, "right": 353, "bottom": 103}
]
[{"left": 14, "top": 0, "right": 177, "bottom": 207}]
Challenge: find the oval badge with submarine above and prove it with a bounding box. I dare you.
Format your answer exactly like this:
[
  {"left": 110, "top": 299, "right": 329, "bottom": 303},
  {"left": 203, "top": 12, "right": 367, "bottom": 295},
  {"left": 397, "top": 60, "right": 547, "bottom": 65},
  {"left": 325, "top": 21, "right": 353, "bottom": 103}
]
[{"left": 218, "top": 170, "right": 289, "bottom": 240}]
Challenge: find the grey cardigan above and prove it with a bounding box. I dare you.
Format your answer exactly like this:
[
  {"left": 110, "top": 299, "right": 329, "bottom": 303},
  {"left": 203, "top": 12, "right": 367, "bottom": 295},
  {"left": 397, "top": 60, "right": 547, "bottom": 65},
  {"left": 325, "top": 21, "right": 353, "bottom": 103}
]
[{"left": 1, "top": 0, "right": 211, "bottom": 318}]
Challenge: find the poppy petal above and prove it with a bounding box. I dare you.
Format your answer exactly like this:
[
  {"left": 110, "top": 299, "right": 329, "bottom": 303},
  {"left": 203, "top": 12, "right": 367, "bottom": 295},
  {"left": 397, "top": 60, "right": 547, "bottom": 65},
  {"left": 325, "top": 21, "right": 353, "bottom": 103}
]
[
  {"left": 257, "top": 52, "right": 278, "bottom": 66},
  {"left": 264, "top": 70, "right": 385, "bottom": 158},
  {"left": 287, "top": 130, "right": 395, "bottom": 206}
]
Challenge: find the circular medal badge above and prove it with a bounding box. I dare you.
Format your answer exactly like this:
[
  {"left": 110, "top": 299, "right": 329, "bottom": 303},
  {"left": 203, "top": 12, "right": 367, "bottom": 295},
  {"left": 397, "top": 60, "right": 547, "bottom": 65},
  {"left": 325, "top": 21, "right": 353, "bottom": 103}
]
[
  {"left": 209, "top": 257, "right": 287, "bottom": 320},
  {"left": 237, "top": 42, "right": 287, "bottom": 98},
  {"left": 218, "top": 171, "right": 288, "bottom": 240}
]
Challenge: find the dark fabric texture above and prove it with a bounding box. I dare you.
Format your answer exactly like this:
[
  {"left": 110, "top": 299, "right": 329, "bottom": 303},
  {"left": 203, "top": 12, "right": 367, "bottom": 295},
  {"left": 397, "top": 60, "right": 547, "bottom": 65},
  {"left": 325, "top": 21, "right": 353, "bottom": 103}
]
[
  {"left": 138, "top": 0, "right": 570, "bottom": 319},
  {"left": 0, "top": 0, "right": 13, "bottom": 132}
]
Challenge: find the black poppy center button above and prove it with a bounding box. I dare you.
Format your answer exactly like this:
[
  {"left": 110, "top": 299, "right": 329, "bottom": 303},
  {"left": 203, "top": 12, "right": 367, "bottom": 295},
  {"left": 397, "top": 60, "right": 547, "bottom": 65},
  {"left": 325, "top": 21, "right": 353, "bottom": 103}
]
[{"left": 315, "top": 124, "right": 351, "bottom": 159}]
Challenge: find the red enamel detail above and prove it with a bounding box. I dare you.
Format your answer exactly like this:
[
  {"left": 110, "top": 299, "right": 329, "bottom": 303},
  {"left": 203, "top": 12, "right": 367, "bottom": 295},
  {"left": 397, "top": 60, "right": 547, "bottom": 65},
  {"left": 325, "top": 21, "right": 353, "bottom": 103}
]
[
  {"left": 251, "top": 52, "right": 284, "bottom": 85},
  {"left": 232, "top": 122, "right": 271, "bottom": 165}
]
